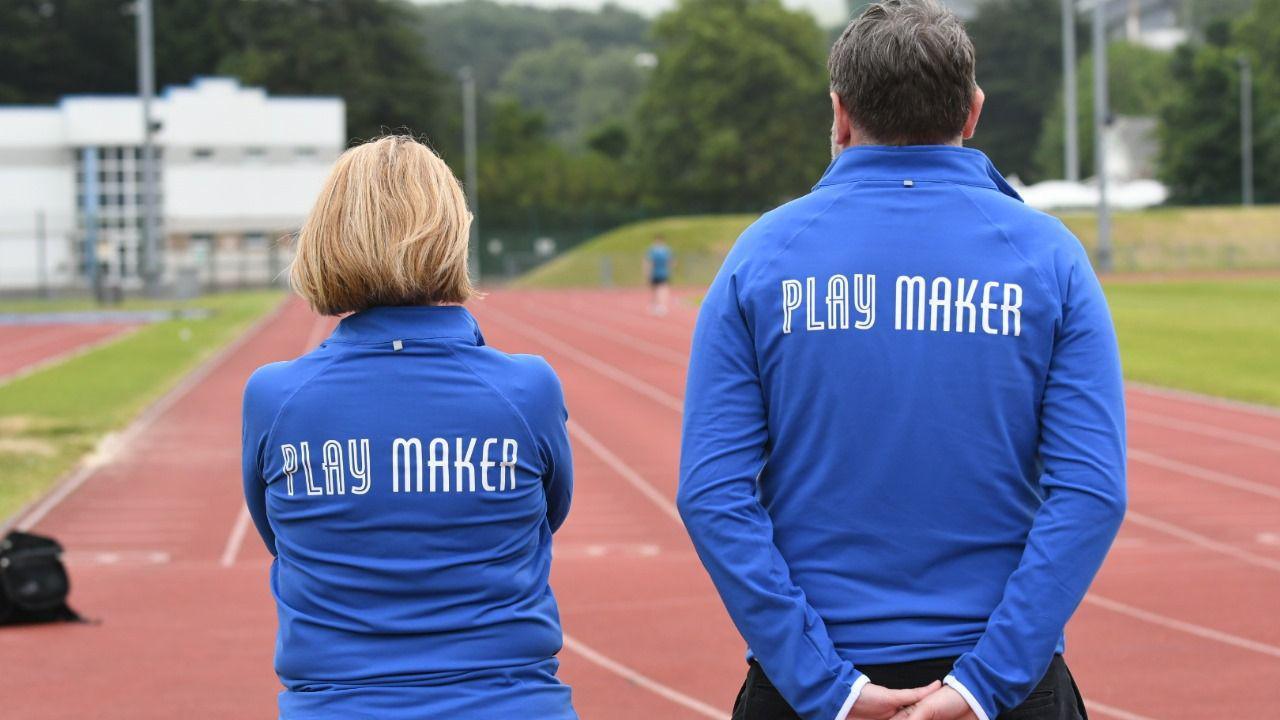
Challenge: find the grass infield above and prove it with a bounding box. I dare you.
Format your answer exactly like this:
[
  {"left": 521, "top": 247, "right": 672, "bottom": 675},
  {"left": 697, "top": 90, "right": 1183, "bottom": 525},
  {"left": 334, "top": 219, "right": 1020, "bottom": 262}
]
[{"left": 0, "top": 291, "right": 283, "bottom": 521}]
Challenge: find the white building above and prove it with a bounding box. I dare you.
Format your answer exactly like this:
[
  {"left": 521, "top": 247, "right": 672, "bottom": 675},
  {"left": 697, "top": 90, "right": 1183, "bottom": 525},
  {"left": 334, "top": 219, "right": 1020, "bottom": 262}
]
[{"left": 0, "top": 77, "right": 344, "bottom": 293}]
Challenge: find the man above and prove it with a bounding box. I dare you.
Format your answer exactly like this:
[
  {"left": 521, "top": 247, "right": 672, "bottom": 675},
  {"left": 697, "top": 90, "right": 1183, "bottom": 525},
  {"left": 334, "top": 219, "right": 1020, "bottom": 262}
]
[
  {"left": 645, "top": 234, "right": 674, "bottom": 315},
  {"left": 677, "top": 3, "right": 1126, "bottom": 720}
]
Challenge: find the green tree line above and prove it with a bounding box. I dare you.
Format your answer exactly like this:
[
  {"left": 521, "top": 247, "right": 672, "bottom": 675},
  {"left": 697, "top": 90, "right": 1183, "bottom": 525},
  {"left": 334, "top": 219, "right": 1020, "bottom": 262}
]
[{"left": 1, "top": 0, "right": 1275, "bottom": 259}]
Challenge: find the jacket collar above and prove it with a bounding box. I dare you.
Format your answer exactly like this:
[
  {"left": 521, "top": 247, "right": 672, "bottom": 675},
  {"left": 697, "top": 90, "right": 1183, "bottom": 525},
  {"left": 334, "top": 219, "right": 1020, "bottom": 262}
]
[
  {"left": 815, "top": 145, "right": 1022, "bottom": 201},
  {"left": 329, "top": 305, "right": 484, "bottom": 345}
]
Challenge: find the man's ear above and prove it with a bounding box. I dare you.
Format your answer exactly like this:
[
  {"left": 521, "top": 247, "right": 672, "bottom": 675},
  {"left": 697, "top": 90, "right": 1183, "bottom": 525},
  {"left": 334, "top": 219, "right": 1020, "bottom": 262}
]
[
  {"left": 831, "top": 92, "right": 854, "bottom": 149},
  {"left": 962, "top": 86, "right": 985, "bottom": 141}
]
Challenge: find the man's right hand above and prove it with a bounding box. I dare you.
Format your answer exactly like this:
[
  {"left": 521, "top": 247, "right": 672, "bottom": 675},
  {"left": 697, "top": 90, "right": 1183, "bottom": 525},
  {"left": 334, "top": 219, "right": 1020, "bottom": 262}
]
[{"left": 846, "top": 680, "right": 941, "bottom": 720}]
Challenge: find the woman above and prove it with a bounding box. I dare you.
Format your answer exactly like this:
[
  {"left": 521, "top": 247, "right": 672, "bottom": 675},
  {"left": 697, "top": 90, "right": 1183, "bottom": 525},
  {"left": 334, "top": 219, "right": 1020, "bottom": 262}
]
[{"left": 241, "top": 136, "right": 576, "bottom": 719}]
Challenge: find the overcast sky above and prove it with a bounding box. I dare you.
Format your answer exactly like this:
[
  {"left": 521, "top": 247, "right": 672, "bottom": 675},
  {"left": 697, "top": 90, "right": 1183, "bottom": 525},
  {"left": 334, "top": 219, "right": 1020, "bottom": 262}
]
[{"left": 410, "top": 0, "right": 853, "bottom": 26}]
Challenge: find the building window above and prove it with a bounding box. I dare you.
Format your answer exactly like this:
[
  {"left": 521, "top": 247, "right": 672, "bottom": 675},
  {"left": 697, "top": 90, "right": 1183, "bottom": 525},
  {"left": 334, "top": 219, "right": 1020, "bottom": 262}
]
[
  {"left": 294, "top": 147, "right": 318, "bottom": 158},
  {"left": 245, "top": 147, "right": 268, "bottom": 159},
  {"left": 193, "top": 147, "right": 215, "bottom": 160}
]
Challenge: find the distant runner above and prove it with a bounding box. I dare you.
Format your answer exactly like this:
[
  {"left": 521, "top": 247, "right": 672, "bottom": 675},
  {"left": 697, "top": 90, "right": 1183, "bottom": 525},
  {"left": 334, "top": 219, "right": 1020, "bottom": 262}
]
[{"left": 645, "top": 235, "right": 674, "bottom": 315}]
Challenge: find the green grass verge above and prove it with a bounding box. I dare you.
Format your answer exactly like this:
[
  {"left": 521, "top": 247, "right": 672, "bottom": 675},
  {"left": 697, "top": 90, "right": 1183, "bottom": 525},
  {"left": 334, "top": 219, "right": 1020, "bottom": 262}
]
[
  {"left": 0, "top": 291, "right": 284, "bottom": 520},
  {"left": 517, "top": 206, "right": 1280, "bottom": 289},
  {"left": 1105, "top": 278, "right": 1280, "bottom": 406}
]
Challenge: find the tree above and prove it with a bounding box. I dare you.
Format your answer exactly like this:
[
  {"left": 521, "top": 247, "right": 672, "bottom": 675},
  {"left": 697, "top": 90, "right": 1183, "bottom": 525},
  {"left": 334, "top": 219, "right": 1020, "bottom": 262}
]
[
  {"left": 1034, "top": 42, "right": 1172, "bottom": 180},
  {"left": 498, "top": 41, "right": 650, "bottom": 148},
  {"left": 634, "top": 0, "right": 830, "bottom": 213},
  {"left": 1158, "top": 0, "right": 1280, "bottom": 204},
  {"left": 965, "top": 0, "right": 1070, "bottom": 182},
  {"left": 220, "top": 0, "right": 446, "bottom": 145}
]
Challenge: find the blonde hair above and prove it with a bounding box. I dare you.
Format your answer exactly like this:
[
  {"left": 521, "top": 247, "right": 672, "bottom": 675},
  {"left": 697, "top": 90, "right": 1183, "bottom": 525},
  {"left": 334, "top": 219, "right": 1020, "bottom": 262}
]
[{"left": 290, "top": 135, "right": 475, "bottom": 316}]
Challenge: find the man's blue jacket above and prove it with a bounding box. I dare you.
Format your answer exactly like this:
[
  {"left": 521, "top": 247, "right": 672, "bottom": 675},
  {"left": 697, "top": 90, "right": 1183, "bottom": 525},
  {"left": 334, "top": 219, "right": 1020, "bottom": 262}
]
[{"left": 678, "top": 145, "right": 1127, "bottom": 720}]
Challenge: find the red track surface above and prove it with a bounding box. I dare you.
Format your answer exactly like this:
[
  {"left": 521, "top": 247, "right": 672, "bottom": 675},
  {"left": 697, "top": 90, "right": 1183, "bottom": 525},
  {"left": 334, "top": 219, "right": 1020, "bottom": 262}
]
[
  {"left": 5, "top": 290, "right": 1278, "bottom": 719},
  {"left": 0, "top": 324, "right": 137, "bottom": 383}
]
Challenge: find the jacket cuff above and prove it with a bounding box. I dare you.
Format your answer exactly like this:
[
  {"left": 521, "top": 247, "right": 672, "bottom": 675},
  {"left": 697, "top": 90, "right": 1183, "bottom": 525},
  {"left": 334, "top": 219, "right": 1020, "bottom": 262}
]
[
  {"left": 943, "top": 673, "right": 992, "bottom": 720},
  {"left": 833, "top": 673, "right": 870, "bottom": 720}
]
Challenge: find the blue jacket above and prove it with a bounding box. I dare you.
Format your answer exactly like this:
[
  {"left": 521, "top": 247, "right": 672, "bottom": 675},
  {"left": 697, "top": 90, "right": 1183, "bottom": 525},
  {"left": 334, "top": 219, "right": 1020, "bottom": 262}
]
[
  {"left": 241, "top": 305, "right": 576, "bottom": 720},
  {"left": 678, "top": 146, "right": 1126, "bottom": 720}
]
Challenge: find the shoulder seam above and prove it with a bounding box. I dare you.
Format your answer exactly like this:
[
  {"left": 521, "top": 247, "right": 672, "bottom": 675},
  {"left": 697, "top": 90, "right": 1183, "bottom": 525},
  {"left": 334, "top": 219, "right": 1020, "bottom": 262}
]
[
  {"left": 260, "top": 349, "right": 346, "bottom": 462},
  {"left": 442, "top": 344, "right": 547, "bottom": 468},
  {"left": 955, "top": 185, "right": 1059, "bottom": 306},
  {"left": 751, "top": 184, "right": 856, "bottom": 291}
]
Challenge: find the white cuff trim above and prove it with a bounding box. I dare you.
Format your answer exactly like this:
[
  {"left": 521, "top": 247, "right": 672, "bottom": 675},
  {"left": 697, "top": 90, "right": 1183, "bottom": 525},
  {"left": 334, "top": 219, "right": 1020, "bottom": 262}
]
[
  {"left": 835, "top": 674, "right": 871, "bottom": 720},
  {"left": 943, "top": 674, "right": 991, "bottom": 720}
]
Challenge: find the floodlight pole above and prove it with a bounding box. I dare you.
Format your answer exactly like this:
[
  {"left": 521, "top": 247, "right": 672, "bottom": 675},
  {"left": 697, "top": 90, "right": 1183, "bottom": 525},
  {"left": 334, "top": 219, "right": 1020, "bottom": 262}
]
[
  {"left": 460, "top": 67, "right": 480, "bottom": 282},
  {"left": 1062, "top": 0, "right": 1080, "bottom": 182},
  {"left": 136, "top": 0, "right": 161, "bottom": 295},
  {"left": 1092, "top": 0, "right": 1112, "bottom": 272},
  {"left": 1239, "top": 56, "right": 1254, "bottom": 207}
]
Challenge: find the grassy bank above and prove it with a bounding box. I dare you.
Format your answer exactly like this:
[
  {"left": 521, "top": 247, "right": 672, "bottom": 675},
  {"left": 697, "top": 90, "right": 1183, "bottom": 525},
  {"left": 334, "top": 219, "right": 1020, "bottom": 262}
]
[
  {"left": 517, "top": 206, "right": 1280, "bottom": 289},
  {"left": 0, "top": 291, "right": 283, "bottom": 520},
  {"left": 1106, "top": 278, "right": 1280, "bottom": 406}
]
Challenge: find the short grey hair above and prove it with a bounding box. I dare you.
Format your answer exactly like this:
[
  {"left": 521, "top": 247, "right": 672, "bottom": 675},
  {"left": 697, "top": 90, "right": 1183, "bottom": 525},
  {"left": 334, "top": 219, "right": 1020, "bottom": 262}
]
[{"left": 828, "top": 0, "right": 977, "bottom": 145}]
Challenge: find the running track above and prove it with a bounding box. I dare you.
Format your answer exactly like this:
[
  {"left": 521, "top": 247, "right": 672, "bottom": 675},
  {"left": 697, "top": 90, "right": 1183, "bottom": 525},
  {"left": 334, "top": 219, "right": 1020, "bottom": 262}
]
[
  {"left": 5, "top": 290, "right": 1278, "bottom": 718},
  {"left": 0, "top": 323, "right": 138, "bottom": 384}
]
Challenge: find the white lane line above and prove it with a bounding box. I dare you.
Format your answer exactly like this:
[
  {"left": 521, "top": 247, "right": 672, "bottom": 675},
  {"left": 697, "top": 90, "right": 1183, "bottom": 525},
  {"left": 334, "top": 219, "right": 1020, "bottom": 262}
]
[
  {"left": 1129, "top": 410, "right": 1280, "bottom": 454},
  {"left": 1086, "top": 700, "right": 1160, "bottom": 720},
  {"left": 220, "top": 313, "right": 329, "bottom": 569},
  {"left": 9, "top": 298, "right": 293, "bottom": 533},
  {"left": 220, "top": 507, "right": 253, "bottom": 568},
  {"left": 520, "top": 303, "right": 689, "bottom": 366},
  {"left": 1129, "top": 382, "right": 1280, "bottom": 420},
  {"left": 1129, "top": 449, "right": 1280, "bottom": 502},
  {"left": 1084, "top": 594, "right": 1280, "bottom": 660},
  {"left": 568, "top": 419, "right": 682, "bottom": 524},
  {"left": 0, "top": 326, "right": 142, "bottom": 386},
  {"left": 562, "top": 633, "right": 724, "bottom": 719},
  {"left": 1125, "top": 511, "right": 1280, "bottom": 574},
  {"left": 479, "top": 306, "right": 684, "bottom": 412}
]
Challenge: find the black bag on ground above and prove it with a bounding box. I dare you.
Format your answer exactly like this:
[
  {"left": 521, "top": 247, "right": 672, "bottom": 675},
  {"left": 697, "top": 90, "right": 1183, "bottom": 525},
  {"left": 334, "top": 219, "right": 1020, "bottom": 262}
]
[{"left": 0, "top": 531, "right": 81, "bottom": 625}]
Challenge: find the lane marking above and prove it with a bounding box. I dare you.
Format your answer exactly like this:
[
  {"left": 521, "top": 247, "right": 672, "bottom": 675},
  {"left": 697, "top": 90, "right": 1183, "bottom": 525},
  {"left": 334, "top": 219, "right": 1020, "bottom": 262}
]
[
  {"left": 1129, "top": 449, "right": 1280, "bottom": 502},
  {"left": 1084, "top": 594, "right": 1280, "bottom": 660},
  {"left": 220, "top": 313, "right": 330, "bottom": 569},
  {"left": 562, "top": 633, "right": 724, "bottom": 719},
  {"left": 519, "top": 303, "right": 689, "bottom": 366},
  {"left": 0, "top": 326, "right": 142, "bottom": 386},
  {"left": 1129, "top": 382, "right": 1280, "bottom": 420},
  {"left": 1125, "top": 512, "right": 1280, "bottom": 574},
  {"left": 479, "top": 306, "right": 684, "bottom": 412},
  {"left": 1128, "top": 410, "right": 1280, "bottom": 454},
  {"left": 568, "top": 419, "right": 682, "bottom": 523},
  {"left": 8, "top": 298, "right": 294, "bottom": 533},
  {"left": 220, "top": 508, "right": 254, "bottom": 568},
  {"left": 1085, "top": 701, "right": 1160, "bottom": 720}
]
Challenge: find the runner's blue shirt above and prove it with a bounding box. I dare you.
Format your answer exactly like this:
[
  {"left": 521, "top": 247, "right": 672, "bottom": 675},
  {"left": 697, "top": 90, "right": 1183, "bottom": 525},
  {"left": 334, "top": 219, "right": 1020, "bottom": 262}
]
[
  {"left": 241, "top": 305, "right": 576, "bottom": 720},
  {"left": 649, "top": 244, "right": 672, "bottom": 281},
  {"left": 678, "top": 145, "right": 1126, "bottom": 720}
]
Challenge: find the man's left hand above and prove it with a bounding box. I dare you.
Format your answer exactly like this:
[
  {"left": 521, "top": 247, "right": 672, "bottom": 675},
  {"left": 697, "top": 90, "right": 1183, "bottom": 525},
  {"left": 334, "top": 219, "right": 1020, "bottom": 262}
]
[{"left": 887, "top": 686, "right": 977, "bottom": 720}]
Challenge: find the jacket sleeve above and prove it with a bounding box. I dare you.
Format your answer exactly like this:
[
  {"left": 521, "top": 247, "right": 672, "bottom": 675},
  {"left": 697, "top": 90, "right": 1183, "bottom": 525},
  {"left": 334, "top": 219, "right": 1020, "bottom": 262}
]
[
  {"left": 241, "top": 370, "right": 278, "bottom": 555},
  {"left": 678, "top": 266, "right": 866, "bottom": 720},
  {"left": 946, "top": 244, "right": 1127, "bottom": 719},
  {"left": 535, "top": 362, "right": 573, "bottom": 533}
]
